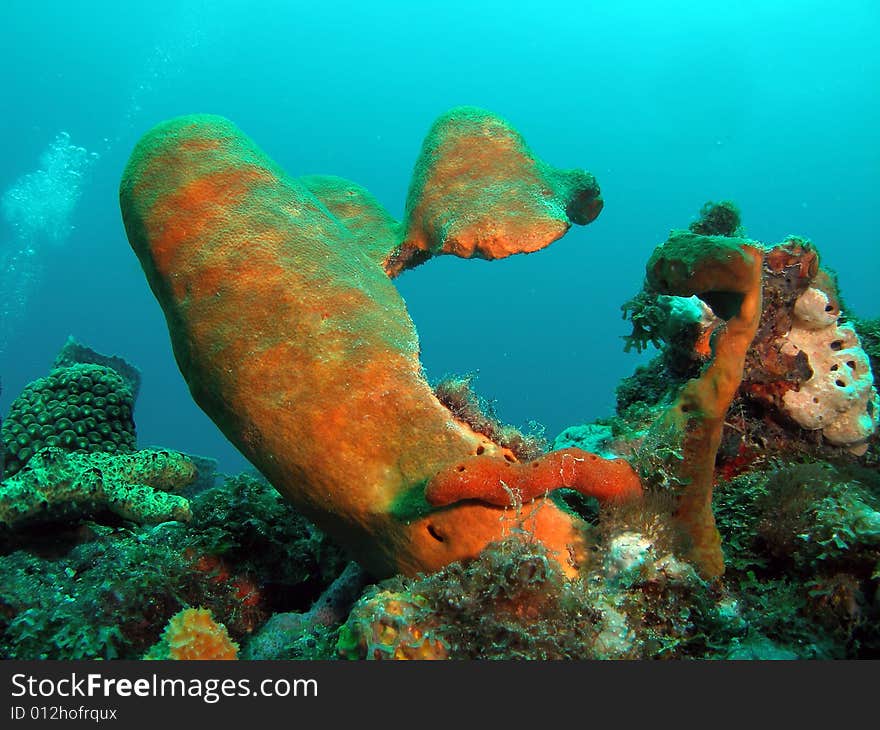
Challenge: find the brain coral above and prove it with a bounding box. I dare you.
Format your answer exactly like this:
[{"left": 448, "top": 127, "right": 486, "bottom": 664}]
[{"left": 2, "top": 364, "right": 136, "bottom": 477}]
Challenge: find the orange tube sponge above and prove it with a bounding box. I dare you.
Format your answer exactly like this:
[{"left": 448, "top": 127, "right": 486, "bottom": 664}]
[
  {"left": 647, "top": 231, "right": 764, "bottom": 578},
  {"left": 120, "top": 111, "right": 604, "bottom": 579},
  {"left": 426, "top": 448, "right": 642, "bottom": 508}
]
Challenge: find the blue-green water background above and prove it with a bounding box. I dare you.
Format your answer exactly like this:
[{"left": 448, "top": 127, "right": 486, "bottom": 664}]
[{"left": 1, "top": 0, "right": 877, "bottom": 473}]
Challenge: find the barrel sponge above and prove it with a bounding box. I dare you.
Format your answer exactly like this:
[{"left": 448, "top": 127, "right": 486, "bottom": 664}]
[{"left": 781, "top": 287, "right": 879, "bottom": 453}]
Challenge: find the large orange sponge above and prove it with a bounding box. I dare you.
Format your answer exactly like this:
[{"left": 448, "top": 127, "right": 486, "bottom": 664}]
[{"left": 120, "top": 110, "right": 605, "bottom": 579}]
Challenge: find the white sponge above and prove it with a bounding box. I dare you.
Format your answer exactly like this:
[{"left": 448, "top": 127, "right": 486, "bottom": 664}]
[{"left": 781, "top": 287, "right": 879, "bottom": 454}]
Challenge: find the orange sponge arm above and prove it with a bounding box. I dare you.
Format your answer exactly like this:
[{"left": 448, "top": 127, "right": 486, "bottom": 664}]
[{"left": 426, "top": 447, "right": 642, "bottom": 508}]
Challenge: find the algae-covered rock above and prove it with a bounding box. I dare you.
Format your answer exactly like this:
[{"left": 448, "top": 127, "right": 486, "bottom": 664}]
[
  {"left": 0, "top": 447, "right": 195, "bottom": 528},
  {"left": 0, "top": 472, "right": 348, "bottom": 659}
]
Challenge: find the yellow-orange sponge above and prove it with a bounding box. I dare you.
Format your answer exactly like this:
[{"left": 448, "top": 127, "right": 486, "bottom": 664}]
[{"left": 144, "top": 608, "right": 238, "bottom": 660}]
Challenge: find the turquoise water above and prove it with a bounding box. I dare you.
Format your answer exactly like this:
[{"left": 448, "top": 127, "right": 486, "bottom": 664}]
[{"left": 1, "top": 0, "right": 877, "bottom": 472}]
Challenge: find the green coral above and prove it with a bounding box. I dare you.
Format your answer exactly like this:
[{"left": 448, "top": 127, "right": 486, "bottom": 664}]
[
  {"left": 615, "top": 355, "right": 678, "bottom": 414},
  {"left": 2, "top": 363, "right": 136, "bottom": 477},
  {"left": 755, "top": 462, "right": 880, "bottom": 569},
  {"left": 711, "top": 462, "right": 880, "bottom": 657},
  {"left": 0, "top": 527, "right": 198, "bottom": 659},
  {"left": 0, "top": 448, "right": 196, "bottom": 528}
]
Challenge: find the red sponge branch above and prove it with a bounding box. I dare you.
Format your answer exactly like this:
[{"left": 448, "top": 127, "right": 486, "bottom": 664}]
[{"left": 426, "top": 447, "right": 642, "bottom": 508}]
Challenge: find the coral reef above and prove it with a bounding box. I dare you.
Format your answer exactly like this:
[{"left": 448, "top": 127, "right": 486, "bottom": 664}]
[
  {"left": 4, "top": 109, "right": 879, "bottom": 662},
  {"left": 53, "top": 336, "right": 142, "bottom": 400},
  {"left": 713, "top": 461, "right": 880, "bottom": 656},
  {"left": 336, "top": 530, "right": 727, "bottom": 660},
  {"left": 0, "top": 448, "right": 195, "bottom": 528},
  {"left": 119, "top": 108, "right": 611, "bottom": 579},
  {"left": 618, "top": 212, "right": 878, "bottom": 580}
]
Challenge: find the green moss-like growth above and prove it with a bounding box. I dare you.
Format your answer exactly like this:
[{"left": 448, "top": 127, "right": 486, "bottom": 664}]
[
  {"left": 755, "top": 462, "right": 880, "bottom": 570},
  {"left": 0, "top": 526, "right": 199, "bottom": 659},
  {"left": 853, "top": 316, "right": 880, "bottom": 380},
  {"left": 433, "top": 373, "right": 546, "bottom": 460},
  {"left": 2, "top": 364, "right": 136, "bottom": 477},
  {"left": 646, "top": 230, "right": 753, "bottom": 307},
  {"left": 616, "top": 355, "right": 678, "bottom": 414},
  {"left": 620, "top": 290, "right": 668, "bottom": 354},
  {"left": 689, "top": 200, "right": 743, "bottom": 237},
  {"left": 349, "top": 537, "right": 600, "bottom": 659},
  {"left": 712, "top": 462, "right": 880, "bottom": 657},
  {"left": 340, "top": 529, "right": 729, "bottom": 660},
  {"left": 189, "top": 473, "right": 347, "bottom": 605}
]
